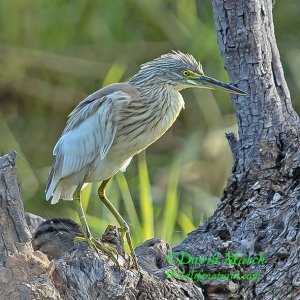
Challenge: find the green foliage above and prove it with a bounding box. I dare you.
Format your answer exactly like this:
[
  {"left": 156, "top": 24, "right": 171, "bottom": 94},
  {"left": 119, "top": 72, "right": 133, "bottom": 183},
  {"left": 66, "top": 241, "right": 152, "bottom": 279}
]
[
  {"left": 0, "top": 0, "right": 299, "bottom": 246},
  {"left": 115, "top": 172, "right": 142, "bottom": 243},
  {"left": 138, "top": 151, "right": 155, "bottom": 240},
  {"left": 161, "top": 156, "right": 180, "bottom": 242}
]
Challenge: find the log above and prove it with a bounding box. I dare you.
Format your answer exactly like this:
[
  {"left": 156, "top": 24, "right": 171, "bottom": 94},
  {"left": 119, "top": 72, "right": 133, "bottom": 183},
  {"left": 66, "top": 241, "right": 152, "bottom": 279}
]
[{"left": 0, "top": 152, "right": 203, "bottom": 299}]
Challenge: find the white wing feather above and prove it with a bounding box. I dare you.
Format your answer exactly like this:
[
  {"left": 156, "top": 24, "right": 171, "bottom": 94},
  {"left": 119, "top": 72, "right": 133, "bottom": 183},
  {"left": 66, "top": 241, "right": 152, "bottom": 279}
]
[
  {"left": 46, "top": 90, "right": 132, "bottom": 200},
  {"left": 55, "top": 100, "right": 115, "bottom": 178}
]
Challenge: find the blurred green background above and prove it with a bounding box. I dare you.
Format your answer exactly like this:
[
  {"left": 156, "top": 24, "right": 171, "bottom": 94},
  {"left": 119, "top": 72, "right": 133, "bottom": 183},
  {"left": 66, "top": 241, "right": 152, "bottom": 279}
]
[{"left": 1, "top": 0, "right": 299, "bottom": 247}]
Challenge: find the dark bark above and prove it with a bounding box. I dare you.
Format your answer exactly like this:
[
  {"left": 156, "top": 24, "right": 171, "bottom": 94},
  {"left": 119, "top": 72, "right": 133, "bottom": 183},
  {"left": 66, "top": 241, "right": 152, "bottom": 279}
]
[
  {"left": 174, "top": 0, "right": 300, "bottom": 299},
  {"left": 0, "top": 152, "right": 32, "bottom": 266}
]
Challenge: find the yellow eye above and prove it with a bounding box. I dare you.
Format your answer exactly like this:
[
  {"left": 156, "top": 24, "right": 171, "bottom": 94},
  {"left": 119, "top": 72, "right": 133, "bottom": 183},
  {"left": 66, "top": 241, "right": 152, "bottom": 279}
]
[{"left": 182, "top": 70, "right": 190, "bottom": 77}]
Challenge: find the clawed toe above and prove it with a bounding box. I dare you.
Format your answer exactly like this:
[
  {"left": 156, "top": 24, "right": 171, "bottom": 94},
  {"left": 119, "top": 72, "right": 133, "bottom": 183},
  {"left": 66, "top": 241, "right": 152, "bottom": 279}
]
[{"left": 74, "top": 235, "right": 119, "bottom": 268}]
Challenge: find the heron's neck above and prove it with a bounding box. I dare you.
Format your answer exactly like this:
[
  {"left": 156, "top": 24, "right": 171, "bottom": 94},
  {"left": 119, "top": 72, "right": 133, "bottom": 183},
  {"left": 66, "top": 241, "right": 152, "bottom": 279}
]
[
  {"left": 130, "top": 80, "right": 185, "bottom": 109},
  {"left": 125, "top": 80, "right": 185, "bottom": 144}
]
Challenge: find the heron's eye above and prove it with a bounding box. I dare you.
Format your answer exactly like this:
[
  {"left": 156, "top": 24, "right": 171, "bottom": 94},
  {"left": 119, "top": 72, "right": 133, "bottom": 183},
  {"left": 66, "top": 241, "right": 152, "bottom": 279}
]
[{"left": 182, "top": 70, "right": 190, "bottom": 77}]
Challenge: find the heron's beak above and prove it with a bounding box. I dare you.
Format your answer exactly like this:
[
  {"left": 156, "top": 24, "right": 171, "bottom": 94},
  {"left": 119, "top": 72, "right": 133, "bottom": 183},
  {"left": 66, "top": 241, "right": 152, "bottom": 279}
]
[{"left": 195, "top": 75, "right": 247, "bottom": 95}]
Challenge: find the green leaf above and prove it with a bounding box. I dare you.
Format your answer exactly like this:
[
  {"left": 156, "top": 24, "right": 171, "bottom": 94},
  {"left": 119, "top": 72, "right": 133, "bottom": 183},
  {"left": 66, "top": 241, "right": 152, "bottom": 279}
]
[
  {"left": 116, "top": 172, "right": 142, "bottom": 245},
  {"left": 178, "top": 211, "right": 196, "bottom": 236},
  {"left": 138, "top": 151, "right": 154, "bottom": 240},
  {"left": 161, "top": 157, "right": 180, "bottom": 241}
]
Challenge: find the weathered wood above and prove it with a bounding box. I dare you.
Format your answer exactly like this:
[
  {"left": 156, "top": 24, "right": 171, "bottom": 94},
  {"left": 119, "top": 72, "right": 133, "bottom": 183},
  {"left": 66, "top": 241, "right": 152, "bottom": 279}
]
[
  {"left": 25, "top": 212, "right": 45, "bottom": 234},
  {"left": 52, "top": 239, "right": 203, "bottom": 300},
  {"left": 0, "top": 152, "right": 59, "bottom": 300},
  {"left": 0, "top": 152, "right": 203, "bottom": 299},
  {"left": 0, "top": 152, "right": 32, "bottom": 266}
]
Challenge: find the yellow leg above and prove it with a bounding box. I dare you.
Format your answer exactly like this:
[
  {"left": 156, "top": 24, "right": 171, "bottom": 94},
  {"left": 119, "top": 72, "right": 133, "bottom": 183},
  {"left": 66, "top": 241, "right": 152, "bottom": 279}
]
[
  {"left": 73, "top": 186, "right": 119, "bottom": 268},
  {"left": 98, "top": 178, "right": 139, "bottom": 270}
]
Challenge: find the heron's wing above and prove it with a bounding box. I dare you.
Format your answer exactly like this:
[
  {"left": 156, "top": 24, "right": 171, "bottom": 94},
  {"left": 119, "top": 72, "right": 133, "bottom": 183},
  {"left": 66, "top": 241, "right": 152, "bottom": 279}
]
[{"left": 46, "top": 84, "right": 139, "bottom": 199}]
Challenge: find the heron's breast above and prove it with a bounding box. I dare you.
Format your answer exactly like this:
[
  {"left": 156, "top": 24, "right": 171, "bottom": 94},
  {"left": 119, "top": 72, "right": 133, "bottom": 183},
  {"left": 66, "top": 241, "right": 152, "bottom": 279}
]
[
  {"left": 87, "top": 92, "right": 184, "bottom": 181},
  {"left": 114, "top": 90, "right": 184, "bottom": 156}
]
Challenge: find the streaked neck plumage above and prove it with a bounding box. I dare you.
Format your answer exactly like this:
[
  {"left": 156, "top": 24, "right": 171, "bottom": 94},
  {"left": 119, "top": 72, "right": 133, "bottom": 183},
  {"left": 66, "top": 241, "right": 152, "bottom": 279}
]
[
  {"left": 129, "top": 73, "right": 185, "bottom": 110},
  {"left": 128, "top": 75, "right": 185, "bottom": 147}
]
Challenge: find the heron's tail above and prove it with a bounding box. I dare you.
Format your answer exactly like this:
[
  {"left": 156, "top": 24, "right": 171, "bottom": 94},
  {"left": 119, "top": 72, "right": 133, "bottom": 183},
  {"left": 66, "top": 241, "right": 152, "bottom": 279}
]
[
  {"left": 46, "top": 179, "right": 76, "bottom": 204},
  {"left": 47, "top": 181, "right": 62, "bottom": 204},
  {"left": 45, "top": 174, "right": 62, "bottom": 204},
  {"left": 45, "top": 163, "right": 85, "bottom": 204},
  {"left": 45, "top": 164, "right": 56, "bottom": 200},
  {"left": 45, "top": 159, "right": 74, "bottom": 204}
]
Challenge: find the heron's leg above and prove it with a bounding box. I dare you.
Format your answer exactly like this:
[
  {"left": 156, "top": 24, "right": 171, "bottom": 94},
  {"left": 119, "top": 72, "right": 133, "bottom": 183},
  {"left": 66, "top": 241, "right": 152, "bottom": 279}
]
[
  {"left": 73, "top": 187, "right": 92, "bottom": 238},
  {"left": 73, "top": 186, "right": 119, "bottom": 267},
  {"left": 98, "top": 178, "right": 139, "bottom": 270}
]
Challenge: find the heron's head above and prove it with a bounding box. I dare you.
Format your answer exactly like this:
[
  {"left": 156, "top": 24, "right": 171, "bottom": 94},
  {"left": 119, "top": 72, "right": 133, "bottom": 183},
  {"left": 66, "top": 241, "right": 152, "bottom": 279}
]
[{"left": 130, "top": 51, "right": 246, "bottom": 95}]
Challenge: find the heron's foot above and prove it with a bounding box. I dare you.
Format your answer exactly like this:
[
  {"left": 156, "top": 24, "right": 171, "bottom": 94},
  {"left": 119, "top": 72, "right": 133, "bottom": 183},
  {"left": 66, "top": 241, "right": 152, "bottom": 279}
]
[
  {"left": 117, "top": 227, "right": 126, "bottom": 256},
  {"left": 74, "top": 236, "right": 119, "bottom": 268},
  {"left": 101, "top": 224, "right": 123, "bottom": 255},
  {"left": 117, "top": 227, "right": 139, "bottom": 271}
]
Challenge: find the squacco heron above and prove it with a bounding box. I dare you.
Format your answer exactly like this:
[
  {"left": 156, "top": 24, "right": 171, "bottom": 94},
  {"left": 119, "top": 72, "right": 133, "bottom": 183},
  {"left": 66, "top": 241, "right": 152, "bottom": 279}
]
[{"left": 46, "top": 51, "right": 246, "bottom": 270}]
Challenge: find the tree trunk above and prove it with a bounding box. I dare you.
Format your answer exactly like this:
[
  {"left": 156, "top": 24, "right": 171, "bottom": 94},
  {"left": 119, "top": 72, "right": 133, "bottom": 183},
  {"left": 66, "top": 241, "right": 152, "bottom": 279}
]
[
  {"left": 174, "top": 0, "right": 300, "bottom": 299},
  {"left": 1, "top": 0, "right": 299, "bottom": 299}
]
